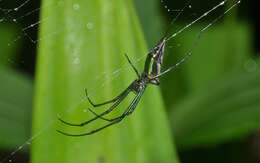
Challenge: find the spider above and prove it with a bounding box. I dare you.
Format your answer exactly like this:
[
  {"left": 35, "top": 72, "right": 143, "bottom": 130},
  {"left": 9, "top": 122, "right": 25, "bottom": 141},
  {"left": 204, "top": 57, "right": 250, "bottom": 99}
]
[
  {"left": 57, "top": 37, "right": 173, "bottom": 136},
  {"left": 57, "top": 0, "right": 240, "bottom": 136}
]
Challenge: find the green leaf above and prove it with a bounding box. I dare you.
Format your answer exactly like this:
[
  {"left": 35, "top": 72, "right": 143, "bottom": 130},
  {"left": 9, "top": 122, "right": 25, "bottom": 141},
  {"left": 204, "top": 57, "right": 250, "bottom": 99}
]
[
  {"left": 32, "top": 0, "right": 179, "bottom": 163},
  {"left": 170, "top": 58, "right": 260, "bottom": 149},
  {"left": 0, "top": 67, "right": 32, "bottom": 150}
]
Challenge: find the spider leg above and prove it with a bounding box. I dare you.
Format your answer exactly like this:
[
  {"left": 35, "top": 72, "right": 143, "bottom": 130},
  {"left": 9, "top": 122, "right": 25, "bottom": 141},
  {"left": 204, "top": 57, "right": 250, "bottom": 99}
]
[
  {"left": 124, "top": 53, "right": 140, "bottom": 78},
  {"left": 57, "top": 88, "right": 145, "bottom": 136},
  {"left": 85, "top": 88, "right": 126, "bottom": 107},
  {"left": 88, "top": 87, "right": 145, "bottom": 122},
  {"left": 87, "top": 107, "right": 113, "bottom": 122},
  {"left": 126, "top": 88, "right": 145, "bottom": 115},
  {"left": 58, "top": 87, "right": 131, "bottom": 126},
  {"left": 57, "top": 118, "right": 124, "bottom": 137}
]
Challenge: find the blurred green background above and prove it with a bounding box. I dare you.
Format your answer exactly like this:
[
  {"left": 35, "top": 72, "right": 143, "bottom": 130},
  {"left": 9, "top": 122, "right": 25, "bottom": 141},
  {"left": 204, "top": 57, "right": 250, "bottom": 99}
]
[{"left": 0, "top": 0, "right": 259, "bottom": 163}]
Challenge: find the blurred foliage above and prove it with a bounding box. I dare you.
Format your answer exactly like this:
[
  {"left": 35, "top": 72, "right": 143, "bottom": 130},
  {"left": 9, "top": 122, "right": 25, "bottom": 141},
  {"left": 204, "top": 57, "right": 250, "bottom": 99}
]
[
  {"left": 0, "top": 23, "right": 32, "bottom": 152},
  {"left": 0, "top": 0, "right": 259, "bottom": 163},
  {"left": 162, "top": 3, "right": 259, "bottom": 151},
  {"left": 0, "top": 67, "right": 32, "bottom": 150},
  {"left": 171, "top": 58, "right": 260, "bottom": 149}
]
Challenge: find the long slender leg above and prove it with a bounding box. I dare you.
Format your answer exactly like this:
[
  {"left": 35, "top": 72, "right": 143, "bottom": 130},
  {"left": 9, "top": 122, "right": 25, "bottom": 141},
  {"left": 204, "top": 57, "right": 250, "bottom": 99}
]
[
  {"left": 57, "top": 88, "right": 145, "bottom": 136},
  {"left": 88, "top": 87, "right": 145, "bottom": 122},
  {"left": 124, "top": 53, "right": 140, "bottom": 78},
  {"left": 87, "top": 107, "right": 113, "bottom": 122},
  {"left": 58, "top": 87, "right": 131, "bottom": 126},
  {"left": 85, "top": 55, "right": 139, "bottom": 108},
  {"left": 152, "top": 1, "right": 240, "bottom": 80},
  {"left": 85, "top": 86, "right": 130, "bottom": 107},
  {"left": 126, "top": 88, "right": 145, "bottom": 115},
  {"left": 57, "top": 118, "right": 124, "bottom": 137}
]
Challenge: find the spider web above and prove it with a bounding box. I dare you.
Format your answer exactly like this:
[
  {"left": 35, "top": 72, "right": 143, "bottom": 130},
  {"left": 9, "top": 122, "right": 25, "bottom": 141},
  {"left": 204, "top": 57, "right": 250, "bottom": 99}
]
[{"left": 0, "top": 0, "right": 241, "bottom": 162}]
